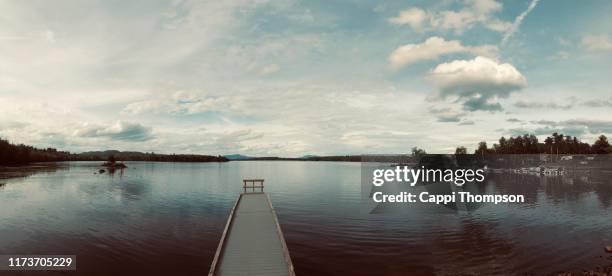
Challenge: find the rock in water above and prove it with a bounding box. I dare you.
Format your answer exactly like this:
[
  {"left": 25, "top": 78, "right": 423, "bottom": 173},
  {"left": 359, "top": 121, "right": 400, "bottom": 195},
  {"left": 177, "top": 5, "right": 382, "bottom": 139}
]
[{"left": 99, "top": 169, "right": 105, "bottom": 174}]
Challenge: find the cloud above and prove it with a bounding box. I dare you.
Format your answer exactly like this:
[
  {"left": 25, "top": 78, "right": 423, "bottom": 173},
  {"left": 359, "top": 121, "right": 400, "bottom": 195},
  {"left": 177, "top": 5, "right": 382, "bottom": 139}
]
[
  {"left": 463, "top": 97, "right": 503, "bottom": 111},
  {"left": 469, "top": 0, "right": 503, "bottom": 14},
  {"left": 430, "top": 107, "right": 466, "bottom": 122},
  {"left": 427, "top": 56, "right": 527, "bottom": 111},
  {"left": 388, "top": 36, "right": 497, "bottom": 69},
  {"left": 389, "top": 0, "right": 511, "bottom": 34},
  {"left": 551, "top": 119, "right": 612, "bottom": 134},
  {"left": 223, "top": 33, "right": 325, "bottom": 77},
  {"left": 122, "top": 91, "right": 240, "bottom": 115},
  {"left": 514, "top": 100, "right": 573, "bottom": 109},
  {"left": 484, "top": 18, "right": 513, "bottom": 33},
  {"left": 582, "top": 98, "right": 612, "bottom": 107},
  {"left": 388, "top": 7, "right": 429, "bottom": 31},
  {"left": 429, "top": 106, "right": 475, "bottom": 125},
  {"left": 501, "top": 0, "right": 540, "bottom": 45},
  {"left": 111, "top": 84, "right": 460, "bottom": 155},
  {"left": 506, "top": 119, "right": 612, "bottom": 139},
  {"left": 75, "top": 121, "right": 153, "bottom": 141},
  {"left": 506, "top": 126, "right": 585, "bottom": 137},
  {"left": 581, "top": 34, "right": 612, "bottom": 52}
]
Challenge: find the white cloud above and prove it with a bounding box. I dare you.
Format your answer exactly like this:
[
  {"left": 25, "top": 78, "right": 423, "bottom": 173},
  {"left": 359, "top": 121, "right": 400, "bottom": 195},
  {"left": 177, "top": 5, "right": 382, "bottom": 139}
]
[
  {"left": 484, "top": 18, "right": 512, "bottom": 32},
  {"left": 469, "top": 0, "right": 502, "bottom": 14},
  {"left": 74, "top": 121, "right": 154, "bottom": 141},
  {"left": 427, "top": 56, "right": 527, "bottom": 111},
  {"left": 581, "top": 34, "right": 612, "bottom": 52},
  {"left": 506, "top": 119, "right": 612, "bottom": 139},
  {"left": 389, "top": 36, "right": 497, "bottom": 69},
  {"left": 389, "top": 0, "right": 511, "bottom": 34},
  {"left": 432, "top": 10, "right": 477, "bottom": 33},
  {"left": 388, "top": 7, "right": 428, "bottom": 31},
  {"left": 122, "top": 91, "right": 242, "bottom": 115}
]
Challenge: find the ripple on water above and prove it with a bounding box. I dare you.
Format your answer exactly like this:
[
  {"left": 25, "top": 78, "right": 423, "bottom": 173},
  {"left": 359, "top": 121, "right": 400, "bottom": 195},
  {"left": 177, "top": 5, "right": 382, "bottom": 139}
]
[{"left": 0, "top": 161, "right": 611, "bottom": 275}]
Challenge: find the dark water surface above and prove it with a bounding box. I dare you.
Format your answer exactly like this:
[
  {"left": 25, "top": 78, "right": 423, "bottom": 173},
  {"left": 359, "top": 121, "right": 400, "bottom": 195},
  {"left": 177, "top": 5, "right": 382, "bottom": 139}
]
[{"left": 0, "top": 161, "right": 611, "bottom": 275}]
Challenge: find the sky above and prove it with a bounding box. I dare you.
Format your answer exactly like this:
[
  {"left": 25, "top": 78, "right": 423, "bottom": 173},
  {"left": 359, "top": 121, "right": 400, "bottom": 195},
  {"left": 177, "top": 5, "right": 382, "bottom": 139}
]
[{"left": 1, "top": 0, "right": 612, "bottom": 156}]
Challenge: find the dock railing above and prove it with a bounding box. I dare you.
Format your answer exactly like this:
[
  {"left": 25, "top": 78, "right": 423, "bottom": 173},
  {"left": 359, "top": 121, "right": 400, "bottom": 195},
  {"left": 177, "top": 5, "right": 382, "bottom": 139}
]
[
  {"left": 208, "top": 192, "right": 241, "bottom": 276},
  {"left": 243, "top": 178, "right": 264, "bottom": 193}
]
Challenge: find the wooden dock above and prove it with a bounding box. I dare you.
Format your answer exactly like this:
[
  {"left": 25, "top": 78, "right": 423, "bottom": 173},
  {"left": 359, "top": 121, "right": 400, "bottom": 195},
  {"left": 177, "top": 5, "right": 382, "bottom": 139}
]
[{"left": 209, "top": 179, "right": 295, "bottom": 276}]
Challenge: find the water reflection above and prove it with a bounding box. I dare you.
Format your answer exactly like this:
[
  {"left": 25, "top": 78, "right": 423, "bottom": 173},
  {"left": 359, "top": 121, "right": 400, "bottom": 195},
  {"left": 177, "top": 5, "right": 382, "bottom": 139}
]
[
  {"left": 489, "top": 171, "right": 612, "bottom": 209},
  {"left": 106, "top": 167, "right": 125, "bottom": 178},
  {"left": 430, "top": 219, "right": 516, "bottom": 275},
  {"left": 0, "top": 161, "right": 610, "bottom": 275},
  {"left": 0, "top": 163, "right": 67, "bottom": 181},
  {"left": 113, "top": 179, "right": 150, "bottom": 201}
]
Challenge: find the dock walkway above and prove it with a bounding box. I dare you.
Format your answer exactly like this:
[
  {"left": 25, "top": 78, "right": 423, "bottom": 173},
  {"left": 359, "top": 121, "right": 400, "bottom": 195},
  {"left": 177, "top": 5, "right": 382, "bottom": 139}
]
[{"left": 209, "top": 179, "right": 295, "bottom": 276}]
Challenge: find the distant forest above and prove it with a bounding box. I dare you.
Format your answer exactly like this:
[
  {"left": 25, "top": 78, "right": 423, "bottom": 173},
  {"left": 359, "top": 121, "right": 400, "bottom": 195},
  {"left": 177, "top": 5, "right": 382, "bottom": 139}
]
[
  {"left": 467, "top": 133, "right": 611, "bottom": 155},
  {"left": 222, "top": 155, "right": 363, "bottom": 162},
  {"left": 2, "top": 132, "right": 611, "bottom": 166},
  {"left": 0, "top": 138, "right": 228, "bottom": 165}
]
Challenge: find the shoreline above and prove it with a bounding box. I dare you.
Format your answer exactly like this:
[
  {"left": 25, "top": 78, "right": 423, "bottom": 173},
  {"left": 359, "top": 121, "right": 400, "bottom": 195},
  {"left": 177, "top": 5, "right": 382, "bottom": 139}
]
[{"left": 0, "top": 163, "right": 66, "bottom": 182}]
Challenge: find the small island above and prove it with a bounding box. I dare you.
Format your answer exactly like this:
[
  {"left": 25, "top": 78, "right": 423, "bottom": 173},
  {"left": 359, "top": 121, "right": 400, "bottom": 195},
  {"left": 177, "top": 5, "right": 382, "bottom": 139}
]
[
  {"left": 98, "top": 155, "right": 127, "bottom": 174},
  {"left": 101, "top": 155, "right": 127, "bottom": 169}
]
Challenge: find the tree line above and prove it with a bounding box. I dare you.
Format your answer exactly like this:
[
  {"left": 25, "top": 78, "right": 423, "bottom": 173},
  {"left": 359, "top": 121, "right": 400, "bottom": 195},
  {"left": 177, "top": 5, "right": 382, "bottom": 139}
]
[
  {"left": 468, "top": 133, "right": 611, "bottom": 155},
  {"left": 0, "top": 138, "right": 72, "bottom": 165},
  {"left": 76, "top": 150, "right": 228, "bottom": 163},
  {"left": 0, "top": 138, "right": 228, "bottom": 165},
  {"left": 3, "top": 132, "right": 611, "bottom": 166}
]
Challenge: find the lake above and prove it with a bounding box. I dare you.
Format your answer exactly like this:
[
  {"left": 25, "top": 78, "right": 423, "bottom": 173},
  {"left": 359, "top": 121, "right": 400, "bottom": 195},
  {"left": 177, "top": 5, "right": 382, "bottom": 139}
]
[{"left": 0, "top": 161, "right": 611, "bottom": 275}]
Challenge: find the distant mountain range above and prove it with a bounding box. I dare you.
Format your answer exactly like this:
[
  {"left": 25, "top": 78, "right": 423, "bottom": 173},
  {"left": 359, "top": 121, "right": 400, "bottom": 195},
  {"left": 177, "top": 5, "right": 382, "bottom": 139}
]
[
  {"left": 224, "top": 154, "right": 320, "bottom": 160},
  {"left": 79, "top": 151, "right": 360, "bottom": 162},
  {"left": 223, "top": 154, "right": 252, "bottom": 160},
  {"left": 222, "top": 154, "right": 360, "bottom": 162}
]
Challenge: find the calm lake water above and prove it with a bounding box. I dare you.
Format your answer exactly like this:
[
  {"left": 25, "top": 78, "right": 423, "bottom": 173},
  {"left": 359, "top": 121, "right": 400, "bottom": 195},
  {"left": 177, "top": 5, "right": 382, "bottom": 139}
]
[{"left": 0, "top": 161, "right": 611, "bottom": 275}]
